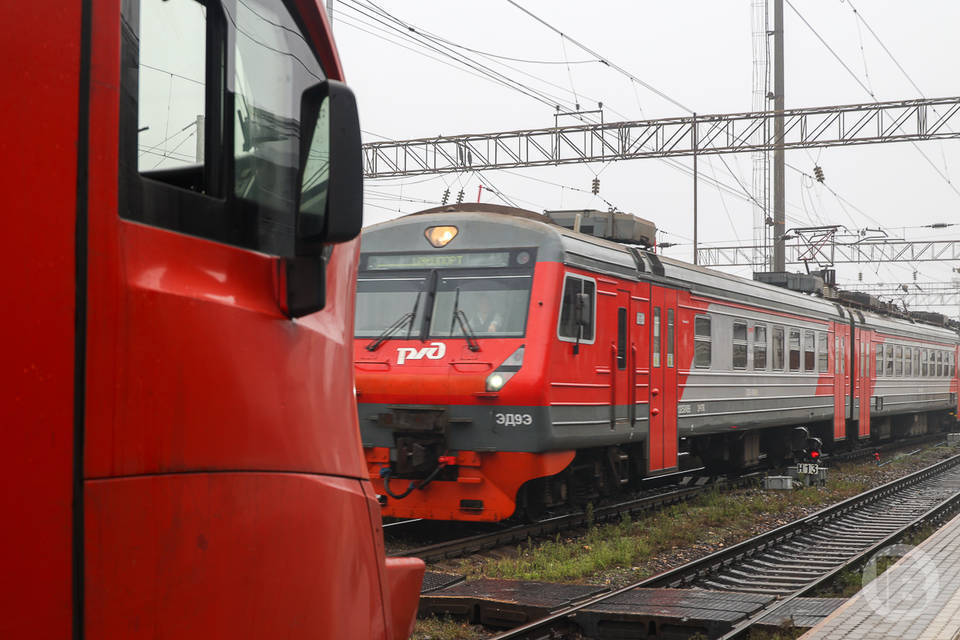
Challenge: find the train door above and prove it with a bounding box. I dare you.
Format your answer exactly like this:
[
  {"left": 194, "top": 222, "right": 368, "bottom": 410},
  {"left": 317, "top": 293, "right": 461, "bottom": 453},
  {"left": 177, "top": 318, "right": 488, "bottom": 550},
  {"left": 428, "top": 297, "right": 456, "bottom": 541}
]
[
  {"left": 648, "top": 287, "right": 679, "bottom": 472},
  {"left": 858, "top": 329, "right": 872, "bottom": 438},
  {"left": 630, "top": 284, "right": 651, "bottom": 442},
  {"left": 833, "top": 326, "right": 845, "bottom": 441},
  {"left": 613, "top": 290, "right": 631, "bottom": 430}
]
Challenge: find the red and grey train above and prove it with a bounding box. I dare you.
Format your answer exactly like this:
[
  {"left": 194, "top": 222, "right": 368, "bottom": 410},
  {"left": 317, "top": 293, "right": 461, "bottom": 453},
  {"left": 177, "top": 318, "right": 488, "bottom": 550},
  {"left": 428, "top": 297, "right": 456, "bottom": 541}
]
[{"left": 355, "top": 204, "right": 960, "bottom": 522}]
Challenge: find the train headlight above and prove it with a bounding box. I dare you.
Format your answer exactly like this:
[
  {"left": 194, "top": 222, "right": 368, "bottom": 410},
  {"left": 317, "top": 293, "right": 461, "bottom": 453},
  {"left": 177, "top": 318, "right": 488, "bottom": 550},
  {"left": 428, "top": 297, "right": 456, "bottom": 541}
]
[
  {"left": 425, "top": 226, "right": 458, "bottom": 247},
  {"left": 485, "top": 346, "right": 524, "bottom": 392},
  {"left": 486, "top": 372, "right": 510, "bottom": 392}
]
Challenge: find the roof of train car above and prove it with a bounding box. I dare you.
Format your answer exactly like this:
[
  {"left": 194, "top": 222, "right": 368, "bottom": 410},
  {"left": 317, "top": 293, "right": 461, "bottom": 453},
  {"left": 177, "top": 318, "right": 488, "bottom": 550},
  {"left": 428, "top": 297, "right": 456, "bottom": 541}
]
[{"left": 361, "top": 206, "right": 959, "bottom": 342}]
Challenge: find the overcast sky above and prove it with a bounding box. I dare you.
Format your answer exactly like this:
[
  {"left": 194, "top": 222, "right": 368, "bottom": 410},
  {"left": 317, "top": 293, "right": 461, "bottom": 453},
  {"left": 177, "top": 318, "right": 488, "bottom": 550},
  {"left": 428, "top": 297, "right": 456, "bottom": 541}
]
[{"left": 330, "top": 0, "right": 960, "bottom": 316}]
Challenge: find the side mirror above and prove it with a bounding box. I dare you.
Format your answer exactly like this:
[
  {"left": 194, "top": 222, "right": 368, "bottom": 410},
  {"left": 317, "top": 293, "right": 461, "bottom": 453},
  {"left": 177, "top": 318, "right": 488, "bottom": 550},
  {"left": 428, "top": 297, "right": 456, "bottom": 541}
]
[{"left": 296, "top": 80, "right": 362, "bottom": 253}]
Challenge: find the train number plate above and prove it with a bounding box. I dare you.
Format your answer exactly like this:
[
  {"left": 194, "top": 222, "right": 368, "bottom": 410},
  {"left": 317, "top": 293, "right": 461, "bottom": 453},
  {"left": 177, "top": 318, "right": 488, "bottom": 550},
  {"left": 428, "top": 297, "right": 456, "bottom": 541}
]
[{"left": 798, "top": 463, "right": 819, "bottom": 475}]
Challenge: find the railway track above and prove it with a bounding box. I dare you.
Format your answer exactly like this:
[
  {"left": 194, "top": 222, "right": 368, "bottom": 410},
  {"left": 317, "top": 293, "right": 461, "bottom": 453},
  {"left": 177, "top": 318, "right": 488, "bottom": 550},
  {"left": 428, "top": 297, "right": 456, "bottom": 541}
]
[
  {"left": 489, "top": 448, "right": 960, "bottom": 640},
  {"left": 385, "top": 435, "right": 945, "bottom": 564}
]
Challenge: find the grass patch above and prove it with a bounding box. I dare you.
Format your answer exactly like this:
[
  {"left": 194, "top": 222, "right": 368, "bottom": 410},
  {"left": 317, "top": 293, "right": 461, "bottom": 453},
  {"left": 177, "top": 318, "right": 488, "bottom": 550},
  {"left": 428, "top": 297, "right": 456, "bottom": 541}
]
[
  {"left": 478, "top": 482, "right": 851, "bottom": 582},
  {"left": 411, "top": 615, "right": 485, "bottom": 640}
]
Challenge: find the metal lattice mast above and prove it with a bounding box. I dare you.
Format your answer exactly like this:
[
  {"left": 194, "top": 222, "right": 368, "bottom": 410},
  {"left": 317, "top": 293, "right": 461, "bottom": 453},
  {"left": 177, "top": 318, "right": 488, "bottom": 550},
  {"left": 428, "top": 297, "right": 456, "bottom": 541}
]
[{"left": 751, "top": 0, "right": 771, "bottom": 271}]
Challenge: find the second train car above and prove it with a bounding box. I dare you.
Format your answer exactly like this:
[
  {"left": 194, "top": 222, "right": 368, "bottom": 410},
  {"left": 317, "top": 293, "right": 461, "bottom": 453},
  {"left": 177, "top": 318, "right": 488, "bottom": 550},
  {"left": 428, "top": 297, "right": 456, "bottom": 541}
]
[{"left": 355, "top": 204, "right": 960, "bottom": 521}]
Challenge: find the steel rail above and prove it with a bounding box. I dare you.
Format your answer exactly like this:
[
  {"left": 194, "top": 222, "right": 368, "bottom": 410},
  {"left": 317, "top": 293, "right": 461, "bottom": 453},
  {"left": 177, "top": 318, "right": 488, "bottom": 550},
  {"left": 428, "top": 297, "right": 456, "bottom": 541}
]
[{"left": 488, "top": 448, "right": 960, "bottom": 640}]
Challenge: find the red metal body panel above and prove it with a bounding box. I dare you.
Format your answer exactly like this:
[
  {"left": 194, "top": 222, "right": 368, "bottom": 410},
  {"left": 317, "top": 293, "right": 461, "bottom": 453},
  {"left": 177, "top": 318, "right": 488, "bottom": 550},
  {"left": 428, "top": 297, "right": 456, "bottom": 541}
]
[
  {"left": 2, "top": 0, "right": 423, "bottom": 637},
  {"left": 85, "top": 474, "right": 389, "bottom": 638},
  {"left": 1, "top": 2, "right": 83, "bottom": 637}
]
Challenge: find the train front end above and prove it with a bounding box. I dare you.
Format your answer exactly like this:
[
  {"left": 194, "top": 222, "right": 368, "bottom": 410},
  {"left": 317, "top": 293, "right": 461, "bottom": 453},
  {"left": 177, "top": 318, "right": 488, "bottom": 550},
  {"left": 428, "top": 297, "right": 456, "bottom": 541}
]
[{"left": 355, "top": 207, "right": 574, "bottom": 521}]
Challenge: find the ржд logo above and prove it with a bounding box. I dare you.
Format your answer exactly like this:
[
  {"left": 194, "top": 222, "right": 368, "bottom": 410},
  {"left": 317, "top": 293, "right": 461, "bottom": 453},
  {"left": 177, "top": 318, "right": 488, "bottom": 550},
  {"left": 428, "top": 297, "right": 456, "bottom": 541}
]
[{"left": 396, "top": 342, "right": 446, "bottom": 365}]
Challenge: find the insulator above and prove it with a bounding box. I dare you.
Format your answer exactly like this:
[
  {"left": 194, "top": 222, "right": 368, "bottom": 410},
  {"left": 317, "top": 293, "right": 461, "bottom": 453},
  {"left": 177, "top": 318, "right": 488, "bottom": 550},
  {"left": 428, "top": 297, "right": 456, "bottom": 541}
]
[
  {"left": 456, "top": 189, "right": 464, "bottom": 204},
  {"left": 813, "top": 166, "right": 825, "bottom": 183},
  {"left": 591, "top": 177, "right": 600, "bottom": 195},
  {"left": 858, "top": 271, "right": 863, "bottom": 281},
  {"left": 441, "top": 188, "right": 450, "bottom": 205},
  {"left": 913, "top": 270, "right": 918, "bottom": 281}
]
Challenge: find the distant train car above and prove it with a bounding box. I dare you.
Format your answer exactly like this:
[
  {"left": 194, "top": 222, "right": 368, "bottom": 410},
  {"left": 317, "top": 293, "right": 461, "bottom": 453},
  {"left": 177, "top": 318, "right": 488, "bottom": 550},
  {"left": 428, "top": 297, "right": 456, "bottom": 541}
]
[{"left": 355, "top": 204, "right": 960, "bottom": 522}]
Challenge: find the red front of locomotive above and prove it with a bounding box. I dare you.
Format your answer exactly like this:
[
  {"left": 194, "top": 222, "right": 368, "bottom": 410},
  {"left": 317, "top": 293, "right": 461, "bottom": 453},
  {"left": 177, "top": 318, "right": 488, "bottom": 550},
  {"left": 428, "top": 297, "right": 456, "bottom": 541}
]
[{"left": 356, "top": 210, "right": 576, "bottom": 521}]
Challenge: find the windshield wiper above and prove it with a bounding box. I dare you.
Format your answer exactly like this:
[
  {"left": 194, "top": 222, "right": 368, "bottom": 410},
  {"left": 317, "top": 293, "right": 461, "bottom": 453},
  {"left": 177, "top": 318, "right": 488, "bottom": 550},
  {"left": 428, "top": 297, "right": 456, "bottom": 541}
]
[
  {"left": 366, "top": 290, "right": 422, "bottom": 352},
  {"left": 450, "top": 288, "right": 480, "bottom": 352}
]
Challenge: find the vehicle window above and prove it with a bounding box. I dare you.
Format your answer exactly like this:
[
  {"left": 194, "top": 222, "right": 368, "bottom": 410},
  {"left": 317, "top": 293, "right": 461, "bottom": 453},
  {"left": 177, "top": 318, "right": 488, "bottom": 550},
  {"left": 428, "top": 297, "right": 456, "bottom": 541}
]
[
  {"left": 667, "top": 309, "right": 675, "bottom": 368},
  {"left": 914, "top": 348, "right": 920, "bottom": 376},
  {"left": 804, "top": 330, "right": 815, "bottom": 372},
  {"left": 772, "top": 325, "right": 784, "bottom": 371},
  {"left": 885, "top": 344, "right": 894, "bottom": 377},
  {"left": 433, "top": 275, "right": 532, "bottom": 338},
  {"left": 894, "top": 345, "right": 902, "bottom": 377},
  {"left": 732, "top": 321, "right": 747, "bottom": 370},
  {"left": 355, "top": 276, "right": 427, "bottom": 338},
  {"left": 905, "top": 346, "right": 913, "bottom": 377},
  {"left": 617, "top": 308, "right": 627, "bottom": 370},
  {"left": 694, "top": 316, "right": 711, "bottom": 368},
  {"left": 789, "top": 329, "right": 801, "bottom": 372},
  {"left": 876, "top": 344, "right": 884, "bottom": 377},
  {"left": 937, "top": 351, "right": 943, "bottom": 377},
  {"left": 137, "top": 0, "right": 206, "bottom": 173},
  {"left": 558, "top": 275, "right": 596, "bottom": 343},
  {"left": 817, "top": 331, "right": 828, "bottom": 373},
  {"left": 754, "top": 324, "right": 767, "bottom": 370},
  {"left": 230, "top": 0, "right": 328, "bottom": 221},
  {"left": 921, "top": 349, "right": 928, "bottom": 376},
  {"left": 125, "top": 0, "right": 330, "bottom": 254},
  {"left": 652, "top": 307, "right": 661, "bottom": 368}
]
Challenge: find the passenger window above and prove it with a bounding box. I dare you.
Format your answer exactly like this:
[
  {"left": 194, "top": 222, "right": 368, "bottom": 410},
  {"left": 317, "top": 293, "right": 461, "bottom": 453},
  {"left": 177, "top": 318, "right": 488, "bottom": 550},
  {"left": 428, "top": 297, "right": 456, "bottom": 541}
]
[
  {"left": 694, "top": 316, "right": 711, "bottom": 368},
  {"left": 667, "top": 309, "right": 675, "bottom": 368},
  {"left": 914, "top": 348, "right": 920, "bottom": 376},
  {"left": 894, "top": 345, "right": 903, "bottom": 377},
  {"left": 885, "top": 345, "right": 894, "bottom": 377},
  {"left": 754, "top": 324, "right": 767, "bottom": 370},
  {"left": 652, "top": 307, "right": 661, "bottom": 368},
  {"left": 789, "top": 329, "right": 801, "bottom": 372},
  {"left": 772, "top": 326, "right": 785, "bottom": 371},
  {"left": 817, "top": 331, "right": 828, "bottom": 373},
  {"left": 937, "top": 352, "right": 944, "bottom": 377},
  {"left": 921, "top": 350, "right": 928, "bottom": 376},
  {"left": 876, "top": 344, "right": 884, "bottom": 377},
  {"left": 905, "top": 347, "right": 913, "bottom": 377},
  {"left": 732, "top": 321, "right": 748, "bottom": 370},
  {"left": 804, "top": 330, "right": 815, "bottom": 372},
  {"left": 558, "top": 275, "right": 596, "bottom": 343}
]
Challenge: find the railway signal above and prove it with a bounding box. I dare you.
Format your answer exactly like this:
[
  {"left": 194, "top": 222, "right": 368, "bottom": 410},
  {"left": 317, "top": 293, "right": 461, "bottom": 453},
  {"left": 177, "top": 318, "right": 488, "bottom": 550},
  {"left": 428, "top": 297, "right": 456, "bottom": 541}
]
[{"left": 802, "top": 437, "right": 823, "bottom": 462}]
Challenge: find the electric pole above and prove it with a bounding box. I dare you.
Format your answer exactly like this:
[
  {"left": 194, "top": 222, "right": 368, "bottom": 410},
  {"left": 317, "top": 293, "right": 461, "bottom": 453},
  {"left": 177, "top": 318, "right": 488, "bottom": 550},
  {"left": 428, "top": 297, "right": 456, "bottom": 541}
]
[
  {"left": 693, "top": 112, "right": 699, "bottom": 265},
  {"left": 773, "top": 0, "right": 785, "bottom": 272}
]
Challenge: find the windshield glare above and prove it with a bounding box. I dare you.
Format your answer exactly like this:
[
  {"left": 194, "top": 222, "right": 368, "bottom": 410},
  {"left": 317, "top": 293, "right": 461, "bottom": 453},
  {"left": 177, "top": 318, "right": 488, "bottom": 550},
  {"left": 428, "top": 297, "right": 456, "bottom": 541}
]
[
  {"left": 355, "top": 276, "right": 426, "bottom": 338},
  {"left": 431, "top": 275, "right": 531, "bottom": 337}
]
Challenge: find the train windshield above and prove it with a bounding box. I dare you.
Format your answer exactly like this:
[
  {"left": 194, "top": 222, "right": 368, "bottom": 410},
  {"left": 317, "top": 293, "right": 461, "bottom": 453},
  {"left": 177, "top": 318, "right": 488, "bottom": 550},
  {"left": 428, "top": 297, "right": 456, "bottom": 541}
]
[
  {"left": 430, "top": 275, "right": 532, "bottom": 337},
  {"left": 355, "top": 276, "right": 428, "bottom": 339}
]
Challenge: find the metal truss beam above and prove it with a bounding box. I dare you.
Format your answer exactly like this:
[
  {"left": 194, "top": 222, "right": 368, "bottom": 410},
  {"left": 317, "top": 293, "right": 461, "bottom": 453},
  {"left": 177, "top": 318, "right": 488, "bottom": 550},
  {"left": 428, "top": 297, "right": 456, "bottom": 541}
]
[
  {"left": 838, "top": 282, "right": 960, "bottom": 308},
  {"left": 695, "top": 239, "right": 960, "bottom": 267},
  {"left": 363, "top": 96, "right": 960, "bottom": 178}
]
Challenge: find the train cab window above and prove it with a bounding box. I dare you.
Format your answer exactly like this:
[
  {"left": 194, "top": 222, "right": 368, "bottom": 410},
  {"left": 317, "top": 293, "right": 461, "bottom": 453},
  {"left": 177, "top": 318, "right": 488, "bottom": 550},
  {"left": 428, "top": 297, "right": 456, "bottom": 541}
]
[
  {"left": 772, "top": 326, "right": 785, "bottom": 371},
  {"left": 652, "top": 308, "right": 661, "bottom": 367},
  {"left": 694, "top": 316, "right": 712, "bottom": 368},
  {"left": 905, "top": 347, "right": 913, "bottom": 377},
  {"left": 817, "top": 332, "right": 828, "bottom": 373},
  {"left": 754, "top": 324, "right": 767, "bottom": 370},
  {"left": 894, "top": 345, "right": 903, "bottom": 377},
  {"left": 433, "top": 275, "right": 533, "bottom": 337},
  {"left": 123, "top": 0, "right": 334, "bottom": 255},
  {"left": 558, "top": 275, "right": 596, "bottom": 343},
  {"left": 667, "top": 309, "right": 675, "bottom": 368},
  {"left": 732, "top": 321, "right": 748, "bottom": 370},
  {"left": 788, "top": 329, "right": 801, "bottom": 372}
]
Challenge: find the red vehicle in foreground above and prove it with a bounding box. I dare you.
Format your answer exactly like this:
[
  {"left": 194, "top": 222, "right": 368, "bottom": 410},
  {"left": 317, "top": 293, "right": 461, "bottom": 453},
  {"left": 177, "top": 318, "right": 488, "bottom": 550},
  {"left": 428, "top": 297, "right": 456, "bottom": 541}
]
[{"left": 3, "top": 1, "right": 422, "bottom": 638}]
